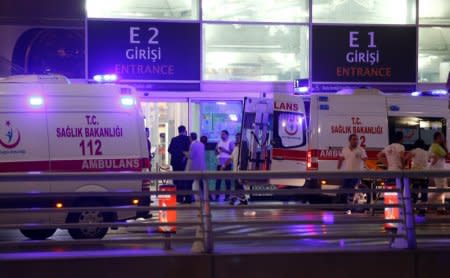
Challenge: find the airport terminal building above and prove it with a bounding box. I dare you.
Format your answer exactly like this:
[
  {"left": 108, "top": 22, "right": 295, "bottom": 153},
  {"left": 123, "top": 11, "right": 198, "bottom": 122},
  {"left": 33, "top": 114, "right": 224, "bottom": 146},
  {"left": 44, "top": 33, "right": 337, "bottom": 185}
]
[{"left": 0, "top": 0, "right": 449, "bottom": 168}]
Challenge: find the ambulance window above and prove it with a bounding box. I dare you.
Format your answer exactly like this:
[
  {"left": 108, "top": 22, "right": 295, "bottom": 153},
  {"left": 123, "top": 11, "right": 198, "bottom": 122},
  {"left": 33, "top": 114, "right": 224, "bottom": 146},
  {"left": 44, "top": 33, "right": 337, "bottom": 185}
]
[
  {"left": 388, "top": 117, "right": 446, "bottom": 150},
  {"left": 273, "top": 111, "right": 306, "bottom": 148}
]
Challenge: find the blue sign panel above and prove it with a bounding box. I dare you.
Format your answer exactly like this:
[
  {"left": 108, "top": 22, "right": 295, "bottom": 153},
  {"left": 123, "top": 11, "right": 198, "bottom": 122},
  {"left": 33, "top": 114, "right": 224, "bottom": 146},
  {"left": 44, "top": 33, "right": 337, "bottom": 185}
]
[
  {"left": 312, "top": 25, "right": 417, "bottom": 83},
  {"left": 87, "top": 20, "right": 200, "bottom": 81}
]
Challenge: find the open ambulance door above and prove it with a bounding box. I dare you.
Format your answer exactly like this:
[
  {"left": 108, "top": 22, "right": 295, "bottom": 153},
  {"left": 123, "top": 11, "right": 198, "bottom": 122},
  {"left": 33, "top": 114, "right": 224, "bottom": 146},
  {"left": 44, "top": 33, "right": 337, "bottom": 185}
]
[
  {"left": 240, "top": 97, "right": 273, "bottom": 186},
  {"left": 271, "top": 94, "right": 308, "bottom": 187}
]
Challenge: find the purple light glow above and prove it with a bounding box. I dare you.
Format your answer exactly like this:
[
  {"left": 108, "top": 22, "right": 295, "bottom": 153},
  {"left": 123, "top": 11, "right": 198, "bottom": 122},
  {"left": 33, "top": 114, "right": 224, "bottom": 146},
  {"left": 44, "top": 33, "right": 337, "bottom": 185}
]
[
  {"left": 322, "top": 212, "right": 334, "bottom": 224},
  {"left": 121, "top": 96, "right": 135, "bottom": 106}
]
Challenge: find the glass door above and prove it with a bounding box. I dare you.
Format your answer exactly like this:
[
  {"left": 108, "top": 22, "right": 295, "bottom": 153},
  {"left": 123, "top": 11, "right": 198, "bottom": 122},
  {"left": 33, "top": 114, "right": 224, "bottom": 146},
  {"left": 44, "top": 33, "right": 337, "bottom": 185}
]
[
  {"left": 141, "top": 102, "right": 189, "bottom": 171},
  {"left": 190, "top": 100, "right": 243, "bottom": 172}
]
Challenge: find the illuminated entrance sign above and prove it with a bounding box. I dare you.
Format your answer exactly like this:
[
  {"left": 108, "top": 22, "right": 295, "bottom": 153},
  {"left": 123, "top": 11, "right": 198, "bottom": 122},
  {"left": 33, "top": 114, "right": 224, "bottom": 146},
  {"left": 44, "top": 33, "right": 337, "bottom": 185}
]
[
  {"left": 87, "top": 20, "right": 200, "bottom": 81},
  {"left": 312, "top": 25, "right": 417, "bottom": 85}
]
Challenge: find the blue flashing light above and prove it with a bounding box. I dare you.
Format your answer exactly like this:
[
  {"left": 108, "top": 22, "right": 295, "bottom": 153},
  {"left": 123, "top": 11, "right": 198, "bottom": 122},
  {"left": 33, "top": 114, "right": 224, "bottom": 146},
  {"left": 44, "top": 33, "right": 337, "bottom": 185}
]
[
  {"left": 29, "top": 96, "right": 44, "bottom": 106},
  {"left": 121, "top": 96, "right": 135, "bottom": 106},
  {"left": 411, "top": 91, "right": 421, "bottom": 97},
  {"left": 93, "top": 75, "right": 103, "bottom": 82},
  {"left": 297, "top": 86, "right": 309, "bottom": 93},
  {"left": 93, "top": 74, "right": 118, "bottom": 83},
  {"left": 431, "top": 89, "right": 448, "bottom": 96},
  {"left": 104, "top": 74, "right": 118, "bottom": 82}
]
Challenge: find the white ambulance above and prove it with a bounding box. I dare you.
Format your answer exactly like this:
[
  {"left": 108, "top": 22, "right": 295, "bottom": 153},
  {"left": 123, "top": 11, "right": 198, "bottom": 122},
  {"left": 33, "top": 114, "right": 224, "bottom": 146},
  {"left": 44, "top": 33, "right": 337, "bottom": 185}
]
[
  {"left": 0, "top": 75, "right": 150, "bottom": 240},
  {"left": 308, "top": 88, "right": 449, "bottom": 184},
  {"left": 242, "top": 88, "right": 449, "bottom": 198}
]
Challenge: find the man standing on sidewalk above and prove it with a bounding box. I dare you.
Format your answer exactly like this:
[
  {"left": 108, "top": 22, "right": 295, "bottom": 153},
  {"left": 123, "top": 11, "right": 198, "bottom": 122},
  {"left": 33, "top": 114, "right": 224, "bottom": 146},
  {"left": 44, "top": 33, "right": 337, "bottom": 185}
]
[
  {"left": 377, "top": 131, "right": 405, "bottom": 171},
  {"left": 337, "top": 134, "right": 368, "bottom": 204},
  {"left": 214, "top": 130, "right": 233, "bottom": 201},
  {"left": 223, "top": 132, "right": 249, "bottom": 205},
  {"left": 186, "top": 132, "right": 206, "bottom": 202},
  {"left": 168, "top": 125, "right": 191, "bottom": 203}
]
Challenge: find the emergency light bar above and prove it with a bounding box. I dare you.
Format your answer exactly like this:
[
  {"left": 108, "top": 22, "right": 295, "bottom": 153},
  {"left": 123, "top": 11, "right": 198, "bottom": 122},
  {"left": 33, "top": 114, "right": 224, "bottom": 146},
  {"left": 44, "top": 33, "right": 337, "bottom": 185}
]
[
  {"left": 411, "top": 89, "right": 448, "bottom": 97},
  {"left": 93, "top": 74, "right": 118, "bottom": 83}
]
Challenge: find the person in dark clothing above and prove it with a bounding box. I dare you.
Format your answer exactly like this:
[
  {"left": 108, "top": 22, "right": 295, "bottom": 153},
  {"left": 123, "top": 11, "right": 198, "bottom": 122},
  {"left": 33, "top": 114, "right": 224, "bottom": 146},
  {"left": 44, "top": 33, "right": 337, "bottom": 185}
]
[
  {"left": 200, "top": 135, "right": 208, "bottom": 146},
  {"left": 145, "top": 128, "right": 152, "bottom": 170},
  {"left": 223, "top": 133, "right": 249, "bottom": 205},
  {"left": 168, "top": 125, "right": 191, "bottom": 203}
]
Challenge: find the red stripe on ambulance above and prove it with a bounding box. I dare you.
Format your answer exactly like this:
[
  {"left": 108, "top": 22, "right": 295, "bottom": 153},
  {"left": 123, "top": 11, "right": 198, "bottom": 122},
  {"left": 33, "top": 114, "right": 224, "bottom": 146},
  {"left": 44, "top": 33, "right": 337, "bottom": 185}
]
[
  {"left": 0, "top": 158, "right": 148, "bottom": 172},
  {"left": 272, "top": 148, "right": 307, "bottom": 161}
]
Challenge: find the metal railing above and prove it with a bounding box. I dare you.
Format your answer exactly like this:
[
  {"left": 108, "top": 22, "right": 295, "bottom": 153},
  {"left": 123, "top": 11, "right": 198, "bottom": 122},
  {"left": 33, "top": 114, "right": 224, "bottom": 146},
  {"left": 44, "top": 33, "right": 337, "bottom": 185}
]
[{"left": 0, "top": 170, "right": 449, "bottom": 252}]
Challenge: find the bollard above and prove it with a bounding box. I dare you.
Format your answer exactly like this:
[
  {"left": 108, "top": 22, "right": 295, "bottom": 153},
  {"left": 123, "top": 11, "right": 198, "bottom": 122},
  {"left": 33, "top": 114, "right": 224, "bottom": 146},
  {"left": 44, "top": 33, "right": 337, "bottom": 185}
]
[
  {"left": 384, "top": 179, "right": 400, "bottom": 231},
  {"left": 158, "top": 185, "right": 177, "bottom": 233},
  {"left": 201, "top": 178, "right": 214, "bottom": 253},
  {"left": 402, "top": 177, "right": 417, "bottom": 249},
  {"left": 389, "top": 178, "right": 408, "bottom": 249},
  {"left": 192, "top": 179, "right": 205, "bottom": 253},
  {"left": 191, "top": 215, "right": 205, "bottom": 253},
  {"left": 158, "top": 185, "right": 176, "bottom": 251},
  {"left": 163, "top": 233, "right": 172, "bottom": 250}
]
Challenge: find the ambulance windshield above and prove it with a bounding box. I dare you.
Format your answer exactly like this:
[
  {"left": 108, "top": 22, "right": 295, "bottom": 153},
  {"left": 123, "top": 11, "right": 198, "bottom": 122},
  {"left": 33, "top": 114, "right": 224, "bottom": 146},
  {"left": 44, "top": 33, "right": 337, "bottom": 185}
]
[{"left": 274, "top": 111, "right": 306, "bottom": 148}]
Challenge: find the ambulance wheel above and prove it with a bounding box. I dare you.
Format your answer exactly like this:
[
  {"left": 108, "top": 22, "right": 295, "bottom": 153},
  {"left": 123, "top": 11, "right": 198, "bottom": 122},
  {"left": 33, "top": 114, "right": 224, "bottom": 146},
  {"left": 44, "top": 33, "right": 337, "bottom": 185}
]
[
  {"left": 20, "top": 229, "right": 56, "bottom": 240},
  {"left": 67, "top": 200, "right": 110, "bottom": 240}
]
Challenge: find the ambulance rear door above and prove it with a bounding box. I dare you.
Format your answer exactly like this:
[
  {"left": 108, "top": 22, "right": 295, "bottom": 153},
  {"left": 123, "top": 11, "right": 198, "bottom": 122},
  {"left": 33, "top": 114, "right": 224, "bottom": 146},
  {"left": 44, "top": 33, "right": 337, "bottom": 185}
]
[
  {"left": 0, "top": 85, "right": 51, "bottom": 225},
  {"left": 271, "top": 94, "right": 307, "bottom": 187}
]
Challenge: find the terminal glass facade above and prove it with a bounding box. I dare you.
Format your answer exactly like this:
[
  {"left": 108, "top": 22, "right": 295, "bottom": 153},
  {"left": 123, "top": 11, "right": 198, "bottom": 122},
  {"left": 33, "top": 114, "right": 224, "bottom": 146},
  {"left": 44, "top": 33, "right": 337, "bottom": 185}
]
[
  {"left": 203, "top": 24, "right": 308, "bottom": 81},
  {"left": 86, "top": 0, "right": 450, "bottom": 85},
  {"left": 202, "top": 0, "right": 309, "bottom": 23},
  {"left": 312, "top": 0, "right": 416, "bottom": 24},
  {"left": 86, "top": 0, "right": 199, "bottom": 19},
  {"left": 419, "top": 0, "right": 450, "bottom": 24},
  {"left": 419, "top": 27, "right": 450, "bottom": 83}
]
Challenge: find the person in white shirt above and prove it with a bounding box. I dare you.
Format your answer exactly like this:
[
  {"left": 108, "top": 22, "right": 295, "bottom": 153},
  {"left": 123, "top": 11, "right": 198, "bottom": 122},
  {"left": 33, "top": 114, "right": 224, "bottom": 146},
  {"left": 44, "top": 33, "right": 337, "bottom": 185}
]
[
  {"left": 377, "top": 131, "right": 405, "bottom": 171},
  {"left": 187, "top": 133, "right": 206, "bottom": 172},
  {"left": 214, "top": 130, "right": 234, "bottom": 201},
  {"left": 223, "top": 133, "right": 249, "bottom": 205},
  {"left": 406, "top": 139, "right": 429, "bottom": 208},
  {"left": 186, "top": 133, "right": 206, "bottom": 202},
  {"left": 337, "top": 134, "right": 368, "bottom": 203}
]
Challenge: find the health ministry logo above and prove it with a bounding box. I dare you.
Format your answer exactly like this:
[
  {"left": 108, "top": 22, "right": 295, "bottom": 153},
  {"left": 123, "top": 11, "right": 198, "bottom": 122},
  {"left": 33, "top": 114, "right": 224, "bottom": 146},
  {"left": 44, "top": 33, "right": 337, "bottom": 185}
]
[
  {"left": 282, "top": 115, "right": 299, "bottom": 136},
  {"left": 0, "top": 120, "right": 21, "bottom": 149}
]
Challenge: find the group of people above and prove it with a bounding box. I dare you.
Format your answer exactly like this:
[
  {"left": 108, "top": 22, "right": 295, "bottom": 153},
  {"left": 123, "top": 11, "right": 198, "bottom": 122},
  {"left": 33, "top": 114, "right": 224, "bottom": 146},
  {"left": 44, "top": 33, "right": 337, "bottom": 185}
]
[
  {"left": 338, "top": 131, "right": 448, "bottom": 214},
  {"left": 168, "top": 125, "right": 247, "bottom": 205}
]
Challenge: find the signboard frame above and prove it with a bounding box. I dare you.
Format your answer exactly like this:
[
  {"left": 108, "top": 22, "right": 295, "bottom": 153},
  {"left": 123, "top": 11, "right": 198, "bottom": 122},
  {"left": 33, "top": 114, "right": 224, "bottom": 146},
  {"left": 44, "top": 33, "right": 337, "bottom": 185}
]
[
  {"left": 86, "top": 18, "right": 201, "bottom": 83},
  {"left": 310, "top": 24, "right": 418, "bottom": 88}
]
